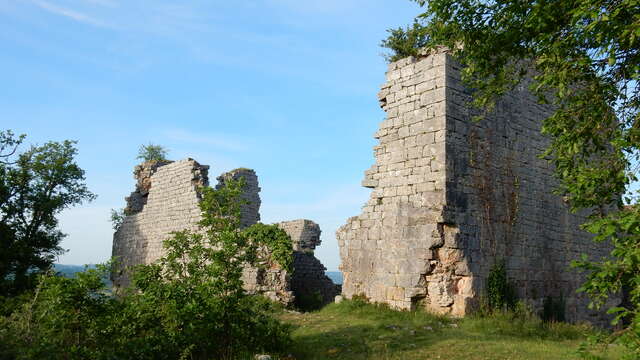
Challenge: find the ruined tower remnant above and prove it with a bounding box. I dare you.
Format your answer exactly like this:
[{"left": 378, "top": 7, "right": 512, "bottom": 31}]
[
  {"left": 278, "top": 220, "right": 339, "bottom": 305},
  {"left": 337, "top": 49, "right": 618, "bottom": 325},
  {"left": 112, "top": 159, "right": 209, "bottom": 288},
  {"left": 216, "top": 168, "right": 261, "bottom": 228},
  {"left": 112, "top": 159, "right": 338, "bottom": 306}
]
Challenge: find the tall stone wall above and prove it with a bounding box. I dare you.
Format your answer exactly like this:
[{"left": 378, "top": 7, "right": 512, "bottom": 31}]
[
  {"left": 337, "top": 49, "right": 619, "bottom": 325},
  {"left": 112, "top": 159, "right": 209, "bottom": 289},
  {"left": 112, "top": 160, "right": 337, "bottom": 307}
]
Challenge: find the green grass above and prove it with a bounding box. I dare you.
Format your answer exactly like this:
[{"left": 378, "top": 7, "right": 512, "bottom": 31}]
[{"left": 277, "top": 299, "right": 628, "bottom": 360}]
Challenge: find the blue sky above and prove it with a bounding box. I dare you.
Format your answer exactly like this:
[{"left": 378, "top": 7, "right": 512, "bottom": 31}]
[{"left": 1, "top": 0, "right": 421, "bottom": 270}]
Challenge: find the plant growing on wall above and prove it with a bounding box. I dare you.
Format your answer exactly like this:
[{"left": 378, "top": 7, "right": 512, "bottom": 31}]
[
  {"left": 486, "top": 260, "right": 517, "bottom": 312},
  {"left": 110, "top": 208, "right": 126, "bottom": 231},
  {"left": 243, "top": 223, "right": 293, "bottom": 273},
  {"left": 136, "top": 143, "right": 168, "bottom": 162}
]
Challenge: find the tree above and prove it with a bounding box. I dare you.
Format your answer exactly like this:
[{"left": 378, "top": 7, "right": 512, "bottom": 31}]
[
  {"left": 0, "top": 130, "right": 96, "bottom": 296},
  {"left": 383, "top": 0, "right": 639, "bottom": 353},
  {"left": 136, "top": 143, "right": 168, "bottom": 162}
]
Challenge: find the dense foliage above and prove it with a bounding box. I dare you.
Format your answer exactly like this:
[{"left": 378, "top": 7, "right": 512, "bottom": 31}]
[
  {"left": 383, "top": 0, "right": 639, "bottom": 354},
  {"left": 0, "top": 177, "right": 292, "bottom": 359},
  {"left": 380, "top": 21, "right": 431, "bottom": 62},
  {"left": 136, "top": 143, "right": 168, "bottom": 162},
  {"left": 0, "top": 130, "right": 95, "bottom": 297},
  {"left": 243, "top": 222, "right": 294, "bottom": 273},
  {"left": 0, "top": 265, "right": 119, "bottom": 359},
  {"left": 125, "top": 178, "right": 292, "bottom": 358}
]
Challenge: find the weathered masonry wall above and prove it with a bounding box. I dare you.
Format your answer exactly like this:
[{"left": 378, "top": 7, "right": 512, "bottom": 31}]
[
  {"left": 279, "top": 220, "right": 339, "bottom": 305},
  {"left": 112, "top": 159, "right": 208, "bottom": 288},
  {"left": 338, "top": 51, "right": 451, "bottom": 312},
  {"left": 216, "top": 168, "right": 261, "bottom": 229},
  {"left": 337, "top": 49, "right": 618, "bottom": 325},
  {"left": 112, "top": 159, "right": 337, "bottom": 306}
]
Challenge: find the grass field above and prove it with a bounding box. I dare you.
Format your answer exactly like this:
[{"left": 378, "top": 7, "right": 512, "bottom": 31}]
[{"left": 277, "top": 299, "right": 628, "bottom": 360}]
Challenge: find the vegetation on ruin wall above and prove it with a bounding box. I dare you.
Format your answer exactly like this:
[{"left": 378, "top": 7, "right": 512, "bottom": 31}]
[
  {"left": 243, "top": 223, "right": 294, "bottom": 273},
  {"left": 0, "top": 177, "right": 292, "bottom": 359},
  {"left": 383, "top": 0, "right": 640, "bottom": 355},
  {"left": 136, "top": 143, "right": 168, "bottom": 162},
  {"left": 201, "top": 176, "right": 293, "bottom": 272}
]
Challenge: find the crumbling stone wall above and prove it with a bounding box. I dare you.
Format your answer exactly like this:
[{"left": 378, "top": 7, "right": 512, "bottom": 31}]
[
  {"left": 278, "top": 220, "right": 339, "bottom": 305},
  {"left": 112, "top": 159, "right": 209, "bottom": 289},
  {"left": 337, "top": 49, "right": 618, "bottom": 325},
  {"left": 278, "top": 219, "right": 322, "bottom": 252},
  {"left": 216, "top": 168, "right": 261, "bottom": 228},
  {"left": 112, "top": 160, "right": 337, "bottom": 307}
]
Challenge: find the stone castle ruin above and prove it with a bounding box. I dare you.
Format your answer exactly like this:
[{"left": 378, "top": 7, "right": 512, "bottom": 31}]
[
  {"left": 337, "top": 49, "right": 618, "bottom": 325},
  {"left": 111, "top": 159, "right": 338, "bottom": 306}
]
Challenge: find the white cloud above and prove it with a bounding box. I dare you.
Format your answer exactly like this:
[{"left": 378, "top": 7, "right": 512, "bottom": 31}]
[
  {"left": 83, "top": 0, "right": 118, "bottom": 7},
  {"left": 30, "top": 0, "right": 112, "bottom": 28}
]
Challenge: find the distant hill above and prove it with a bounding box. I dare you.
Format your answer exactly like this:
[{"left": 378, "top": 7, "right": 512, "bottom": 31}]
[
  {"left": 326, "top": 271, "right": 342, "bottom": 285},
  {"left": 54, "top": 265, "right": 342, "bottom": 287},
  {"left": 54, "top": 264, "right": 95, "bottom": 277},
  {"left": 53, "top": 264, "right": 112, "bottom": 287}
]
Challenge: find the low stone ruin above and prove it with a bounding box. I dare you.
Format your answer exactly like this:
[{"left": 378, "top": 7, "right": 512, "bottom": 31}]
[
  {"left": 279, "top": 220, "right": 340, "bottom": 305},
  {"left": 111, "top": 159, "right": 338, "bottom": 306},
  {"left": 337, "top": 48, "right": 619, "bottom": 326}
]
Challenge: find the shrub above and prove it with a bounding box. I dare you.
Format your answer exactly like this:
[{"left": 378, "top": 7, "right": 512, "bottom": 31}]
[
  {"left": 0, "top": 265, "right": 120, "bottom": 360},
  {"left": 242, "top": 223, "right": 293, "bottom": 273},
  {"left": 114, "top": 177, "right": 292, "bottom": 358},
  {"left": 295, "top": 291, "right": 324, "bottom": 312},
  {"left": 110, "top": 208, "right": 126, "bottom": 230},
  {"left": 380, "top": 21, "right": 430, "bottom": 62},
  {"left": 0, "top": 178, "right": 292, "bottom": 359},
  {"left": 485, "top": 260, "right": 517, "bottom": 312},
  {"left": 136, "top": 143, "right": 168, "bottom": 162},
  {"left": 542, "top": 294, "right": 566, "bottom": 323}
]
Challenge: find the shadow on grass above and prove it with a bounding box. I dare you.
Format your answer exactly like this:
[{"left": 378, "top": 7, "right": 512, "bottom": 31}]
[
  {"left": 288, "top": 321, "right": 477, "bottom": 359},
  {"left": 285, "top": 305, "right": 598, "bottom": 359}
]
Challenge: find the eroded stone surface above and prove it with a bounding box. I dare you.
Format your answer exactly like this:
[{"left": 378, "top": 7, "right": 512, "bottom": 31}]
[
  {"left": 337, "top": 50, "right": 619, "bottom": 325},
  {"left": 278, "top": 219, "right": 322, "bottom": 252},
  {"left": 113, "top": 159, "right": 208, "bottom": 289},
  {"left": 278, "top": 220, "right": 339, "bottom": 305},
  {"left": 112, "top": 160, "right": 337, "bottom": 307},
  {"left": 216, "top": 168, "right": 261, "bottom": 229}
]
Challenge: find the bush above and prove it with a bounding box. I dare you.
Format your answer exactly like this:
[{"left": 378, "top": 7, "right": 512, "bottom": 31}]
[
  {"left": 380, "top": 21, "right": 430, "bottom": 62},
  {"left": 136, "top": 143, "right": 168, "bottom": 162},
  {"left": 542, "top": 295, "right": 566, "bottom": 323},
  {"left": 0, "top": 178, "right": 292, "bottom": 359},
  {"left": 0, "top": 265, "right": 120, "bottom": 360},
  {"left": 242, "top": 223, "right": 293, "bottom": 273},
  {"left": 295, "top": 291, "right": 324, "bottom": 312},
  {"left": 484, "top": 260, "right": 517, "bottom": 313}
]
